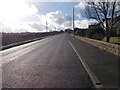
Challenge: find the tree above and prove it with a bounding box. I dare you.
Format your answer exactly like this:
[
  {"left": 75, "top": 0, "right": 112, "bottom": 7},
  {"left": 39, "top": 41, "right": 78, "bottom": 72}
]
[
  {"left": 86, "top": 25, "right": 105, "bottom": 39},
  {"left": 81, "top": 0, "right": 120, "bottom": 42}
]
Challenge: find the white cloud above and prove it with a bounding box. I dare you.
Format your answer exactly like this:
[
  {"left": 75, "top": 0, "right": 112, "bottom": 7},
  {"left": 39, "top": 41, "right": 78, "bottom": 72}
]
[
  {"left": 75, "top": 19, "right": 97, "bottom": 29},
  {"left": 75, "top": 2, "right": 87, "bottom": 9},
  {"left": 28, "top": 22, "right": 45, "bottom": 32},
  {"left": 0, "top": 0, "right": 38, "bottom": 22},
  {"left": 0, "top": 21, "right": 43, "bottom": 33},
  {"left": 0, "top": 0, "right": 41, "bottom": 32},
  {"left": 66, "top": 15, "right": 72, "bottom": 21},
  {"left": 62, "top": 21, "right": 72, "bottom": 29},
  {"left": 13, "top": 22, "right": 46, "bottom": 32},
  {"left": 76, "top": 14, "right": 82, "bottom": 18},
  {"left": 38, "top": 11, "right": 65, "bottom": 25},
  {"left": 0, "top": 5, "right": 96, "bottom": 33},
  {"left": 36, "top": 11, "right": 72, "bottom": 31},
  {"left": 0, "top": 23, "right": 13, "bottom": 32},
  {"left": 26, "top": 0, "right": 85, "bottom": 2},
  {"left": 0, "top": 0, "right": 100, "bottom": 33}
]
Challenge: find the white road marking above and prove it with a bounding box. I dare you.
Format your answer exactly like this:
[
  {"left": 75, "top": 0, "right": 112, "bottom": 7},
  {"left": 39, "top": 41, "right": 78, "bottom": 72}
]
[{"left": 69, "top": 40, "right": 103, "bottom": 88}]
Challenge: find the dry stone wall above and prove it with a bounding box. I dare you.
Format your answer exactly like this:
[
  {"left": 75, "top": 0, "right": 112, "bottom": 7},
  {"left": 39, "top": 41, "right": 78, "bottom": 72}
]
[{"left": 71, "top": 34, "right": 120, "bottom": 56}]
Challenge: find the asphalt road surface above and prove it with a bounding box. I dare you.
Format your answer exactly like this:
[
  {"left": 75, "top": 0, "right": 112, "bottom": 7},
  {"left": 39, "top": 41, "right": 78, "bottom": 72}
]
[
  {"left": 2, "top": 34, "right": 93, "bottom": 88},
  {"left": 68, "top": 34, "right": 119, "bottom": 88}
]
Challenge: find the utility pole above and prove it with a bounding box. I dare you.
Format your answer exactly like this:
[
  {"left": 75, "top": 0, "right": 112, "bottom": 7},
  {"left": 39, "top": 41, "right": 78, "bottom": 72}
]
[
  {"left": 46, "top": 21, "right": 48, "bottom": 32},
  {"left": 55, "top": 27, "right": 56, "bottom": 31},
  {"left": 73, "top": 7, "right": 75, "bottom": 31}
]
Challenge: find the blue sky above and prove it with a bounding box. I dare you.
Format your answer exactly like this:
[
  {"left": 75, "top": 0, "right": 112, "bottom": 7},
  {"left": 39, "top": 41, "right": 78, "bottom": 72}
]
[
  {"left": 33, "top": 2, "right": 78, "bottom": 16},
  {"left": 26, "top": 2, "right": 84, "bottom": 21},
  {"left": 21, "top": 2, "right": 80, "bottom": 21},
  {"left": 0, "top": 1, "right": 96, "bottom": 32}
]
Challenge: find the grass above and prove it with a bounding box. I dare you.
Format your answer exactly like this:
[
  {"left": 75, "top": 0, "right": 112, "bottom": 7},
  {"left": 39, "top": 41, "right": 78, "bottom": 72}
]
[
  {"left": 103, "top": 37, "right": 120, "bottom": 44},
  {"left": 0, "top": 37, "right": 43, "bottom": 50}
]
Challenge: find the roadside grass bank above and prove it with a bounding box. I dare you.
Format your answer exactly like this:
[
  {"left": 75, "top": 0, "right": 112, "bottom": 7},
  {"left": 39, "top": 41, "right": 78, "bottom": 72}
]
[
  {"left": 0, "top": 37, "right": 43, "bottom": 50},
  {"left": 103, "top": 37, "right": 120, "bottom": 45},
  {"left": 71, "top": 34, "right": 120, "bottom": 56},
  {"left": 0, "top": 34, "right": 57, "bottom": 50}
]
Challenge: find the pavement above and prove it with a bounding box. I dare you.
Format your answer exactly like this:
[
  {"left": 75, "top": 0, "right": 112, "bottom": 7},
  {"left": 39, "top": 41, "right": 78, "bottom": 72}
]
[{"left": 1, "top": 34, "right": 93, "bottom": 88}]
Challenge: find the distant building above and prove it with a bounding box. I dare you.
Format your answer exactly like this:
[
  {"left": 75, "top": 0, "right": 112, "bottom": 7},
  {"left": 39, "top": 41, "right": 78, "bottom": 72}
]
[
  {"left": 75, "top": 28, "right": 87, "bottom": 37},
  {"left": 89, "top": 24, "right": 100, "bottom": 28},
  {"left": 65, "top": 29, "right": 73, "bottom": 33}
]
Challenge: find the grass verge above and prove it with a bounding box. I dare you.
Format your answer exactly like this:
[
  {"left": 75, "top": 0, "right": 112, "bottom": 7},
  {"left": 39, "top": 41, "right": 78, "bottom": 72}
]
[
  {"left": 103, "top": 37, "right": 120, "bottom": 44},
  {"left": 0, "top": 37, "right": 45, "bottom": 50}
]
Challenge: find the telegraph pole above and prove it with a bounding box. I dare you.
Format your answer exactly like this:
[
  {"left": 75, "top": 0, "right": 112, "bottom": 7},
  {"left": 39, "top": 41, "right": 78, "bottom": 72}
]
[
  {"left": 55, "top": 27, "right": 56, "bottom": 31},
  {"left": 73, "top": 7, "right": 75, "bottom": 31},
  {"left": 46, "top": 21, "right": 48, "bottom": 32}
]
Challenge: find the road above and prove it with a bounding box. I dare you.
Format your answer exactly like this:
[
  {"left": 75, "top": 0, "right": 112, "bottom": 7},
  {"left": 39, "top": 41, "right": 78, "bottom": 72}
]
[
  {"left": 1, "top": 34, "right": 93, "bottom": 88},
  {"left": 68, "top": 34, "right": 119, "bottom": 88},
  {"left": 1, "top": 33, "right": 119, "bottom": 88}
]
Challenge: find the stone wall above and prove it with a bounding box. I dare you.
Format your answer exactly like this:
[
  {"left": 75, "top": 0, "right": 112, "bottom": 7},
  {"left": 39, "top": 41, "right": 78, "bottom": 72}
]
[{"left": 71, "top": 34, "right": 120, "bottom": 56}]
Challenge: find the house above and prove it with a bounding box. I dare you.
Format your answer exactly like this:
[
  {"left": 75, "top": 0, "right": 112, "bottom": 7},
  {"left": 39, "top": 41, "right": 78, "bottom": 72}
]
[
  {"left": 74, "top": 28, "right": 87, "bottom": 36},
  {"left": 65, "top": 29, "right": 73, "bottom": 33}
]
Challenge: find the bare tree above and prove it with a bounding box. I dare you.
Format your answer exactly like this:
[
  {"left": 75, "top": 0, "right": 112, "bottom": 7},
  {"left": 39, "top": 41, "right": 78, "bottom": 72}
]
[{"left": 82, "top": 0, "right": 120, "bottom": 42}]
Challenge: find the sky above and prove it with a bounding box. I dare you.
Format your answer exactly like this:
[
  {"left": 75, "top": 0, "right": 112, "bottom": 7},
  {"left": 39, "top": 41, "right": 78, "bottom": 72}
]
[{"left": 0, "top": 0, "right": 97, "bottom": 33}]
